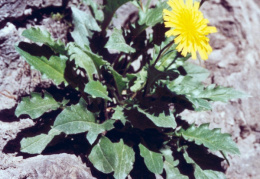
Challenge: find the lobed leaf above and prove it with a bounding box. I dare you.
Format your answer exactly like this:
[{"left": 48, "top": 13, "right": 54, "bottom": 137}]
[
  {"left": 105, "top": 29, "right": 135, "bottom": 53},
  {"left": 20, "top": 128, "right": 61, "bottom": 154},
  {"left": 102, "top": 0, "right": 131, "bottom": 30},
  {"left": 71, "top": 7, "right": 101, "bottom": 48},
  {"left": 141, "top": 1, "right": 169, "bottom": 27},
  {"left": 15, "top": 92, "right": 63, "bottom": 119},
  {"left": 67, "top": 43, "right": 97, "bottom": 81},
  {"left": 83, "top": 0, "right": 104, "bottom": 21},
  {"left": 86, "top": 120, "right": 115, "bottom": 145},
  {"left": 137, "top": 107, "right": 177, "bottom": 129},
  {"left": 89, "top": 136, "right": 135, "bottom": 179},
  {"left": 53, "top": 99, "right": 114, "bottom": 139},
  {"left": 168, "top": 62, "right": 248, "bottom": 111},
  {"left": 161, "top": 147, "right": 188, "bottom": 179},
  {"left": 139, "top": 144, "right": 163, "bottom": 174},
  {"left": 197, "top": 84, "right": 249, "bottom": 102},
  {"left": 130, "top": 68, "right": 147, "bottom": 92},
  {"left": 177, "top": 123, "right": 240, "bottom": 155},
  {"left": 84, "top": 81, "right": 112, "bottom": 101},
  {"left": 183, "top": 151, "right": 226, "bottom": 179},
  {"left": 111, "top": 106, "right": 128, "bottom": 125},
  {"left": 22, "top": 27, "right": 66, "bottom": 54},
  {"left": 16, "top": 47, "right": 68, "bottom": 86},
  {"left": 186, "top": 96, "right": 212, "bottom": 111},
  {"left": 168, "top": 76, "right": 203, "bottom": 95},
  {"left": 146, "top": 66, "right": 179, "bottom": 92},
  {"left": 168, "top": 76, "right": 211, "bottom": 111},
  {"left": 182, "top": 63, "right": 210, "bottom": 82},
  {"left": 109, "top": 67, "right": 128, "bottom": 95},
  {"left": 83, "top": 46, "right": 110, "bottom": 68}
]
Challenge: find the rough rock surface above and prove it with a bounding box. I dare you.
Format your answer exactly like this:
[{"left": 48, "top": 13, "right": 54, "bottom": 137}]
[
  {"left": 0, "top": 0, "right": 259, "bottom": 178},
  {"left": 0, "top": 153, "right": 96, "bottom": 179},
  {"left": 181, "top": 0, "right": 260, "bottom": 178},
  {"left": 0, "top": 0, "right": 96, "bottom": 178},
  {"left": 0, "top": 0, "right": 63, "bottom": 26}
]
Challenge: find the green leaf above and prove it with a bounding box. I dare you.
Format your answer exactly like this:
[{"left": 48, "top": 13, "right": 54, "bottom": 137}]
[
  {"left": 105, "top": 29, "right": 135, "bottom": 53},
  {"left": 89, "top": 136, "right": 135, "bottom": 179},
  {"left": 102, "top": 0, "right": 131, "bottom": 30},
  {"left": 53, "top": 99, "right": 114, "bottom": 137},
  {"left": 86, "top": 120, "right": 115, "bottom": 145},
  {"left": 109, "top": 67, "right": 128, "bottom": 95},
  {"left": 197, "top": 85, "right": 249, "bottom": 102},
  {"left": 168, "top": 76, "right": 211, "bottom": 111},
  {"left": 22, "top": 27, "right": 66, "bottom": 54},
  {"left": 155, "top": 44, "right": 178, "bottom": 71},
  {"left": 71, "top": 6, "right": 101, "bottom": 48},
  {"left": 81, "top": 46, "right": 110, "bottom": 78},
  {"left": 139, "top": 144, "right": 163, "bottom": 174},
  {"left": 183, "top": 63, "right": 210, "bottom": 82},
  {"left": 130, "top": 68, "right": 147, "bottom": 92},
  {"left": 168, "top": 63, "right": 248, "bottom": 107},
  {"left": 168, "top": 76, "right": 202, "bottom": 95},
  {"left": 137, "top": 107, "right": 177, "bottom": 129},
  {"left": 177, "top": 123, "right": 240, "bottom": 155},
  {"left": 15, "top": 92, "right": 62, "bottom": 119},
  {"left": 84, "top": 46, "right": 110, "bottom": 68},
  {"left": 20, "top": 128, "right": 61, "bottom": 154},
  {"left": 84, "top": 81, "right": 111, "bottom": 101},
  {"left": 16, "top": 47, "right": 68, "bottom": 85},
  {"left": 146, "top": 66, "right": 179, "bottom": 92},
  {"left": 161, "top": 148, "right": 189, "bottom": 179},
  {"left": 68, "top": 43, "right": 97, "bottom": 81},
  {"left": 111, "top": 106, "right": 128, "bottom": 125},
  {"left": 83, "top": 0, "right": 104, "bottom": 21},
  {"left": 183, "top": 151, "right": 226, "bottom": 179},
  {"left": 186, "top": 96, "right": 212, "bottom": 111},
  {"left": 141, "top": 1, "right": 169, "bottom": 27}
]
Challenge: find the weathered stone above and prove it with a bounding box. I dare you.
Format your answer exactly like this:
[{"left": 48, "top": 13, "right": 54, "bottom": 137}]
[
  {"left": 181, "top": 0, "right": 260, "bottom": 178},
  {"left": 0, "top": 0, "right": 260, "bottom": 178},
  {"left": 0, "top": 0, "right": 63, "bottom": 25},
  {"left": 0, "top": 22, "right": 51, "bottom": 110},
  {"left": 0, "top": 153, "right": 96, "bottom": 179}
]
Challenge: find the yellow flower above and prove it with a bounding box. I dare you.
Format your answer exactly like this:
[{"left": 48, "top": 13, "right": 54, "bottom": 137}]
[{"left": 163, "top": 0, "right": 217, "bottom": 60}]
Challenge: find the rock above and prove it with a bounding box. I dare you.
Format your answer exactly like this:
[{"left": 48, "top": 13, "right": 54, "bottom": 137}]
[
  {"left": 0, "top": 0, "right": 260, "bottom": 178},
  {"left": 0, "top": 1, "right": 95, "bottom": 178},
  {"left": 181, "top": 0, "right": 260, "bottom": 178},
  {"left": 0, "top": 22, "right": 51, "bottom": 111},
  {"left": 0, "top": 0, "right": 63, "bottom": 25},
  {"left": 0, "top": 153, "right": 96, "bottom": 179}
]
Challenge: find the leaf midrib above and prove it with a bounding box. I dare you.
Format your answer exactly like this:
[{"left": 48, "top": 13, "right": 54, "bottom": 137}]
[
  {"left": 182, "top": 132, "right": 230, "bottom": 152},
  {"left": 54, "top": 119, "right": 96, "bottom": 128},
  {"left": 98, "top": 143, "right": 114, "bottom": 171},
  {"left": 21, "top": 102, "right": 59, "bottom": 115},
  {"left": 21, "top": 134, "right": 51, "bottom": 151},
  {"left": 18, "top": 48, "right": 65, "bottom": 83},
  {"left": 149, "top": 151, "right": 158, "bottom": 173}
]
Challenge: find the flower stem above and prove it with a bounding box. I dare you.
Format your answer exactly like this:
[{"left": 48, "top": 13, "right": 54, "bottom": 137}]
[
  {"left": 152, "top": 40, "right": 175, "bottom": 68},
  {"left": 164, "top": 52, "right": 182, "bottom": 70}
]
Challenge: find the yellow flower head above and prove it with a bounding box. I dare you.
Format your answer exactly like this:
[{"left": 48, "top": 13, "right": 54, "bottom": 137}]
[{"left": 163, "top": 0, "right": 217, "bottom": 60}]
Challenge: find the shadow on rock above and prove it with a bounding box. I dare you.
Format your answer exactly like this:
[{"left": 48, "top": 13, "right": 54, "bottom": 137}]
[
  {"left": 170, "top": 141, "right": 225, "bottom": 179},
  {"left": 2, "top": 109, "right": 60, "bottom": 158},
  {"left": 0, "top": 105, "right": 20, "bottom": 122}
]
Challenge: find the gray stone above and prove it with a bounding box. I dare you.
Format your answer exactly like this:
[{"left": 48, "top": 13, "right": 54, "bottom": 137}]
[
  {"left": 0, "top": 153, "right": 96, "bottom": 179},
  {"left": 181, "top": 0, "right": 260, "bottom": 178},
  {"left": 0, "top": 0, "right": 63, "bottom": 24},
  {"left": 0, "top": 0, "right": 260, "bottom": 178}
]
